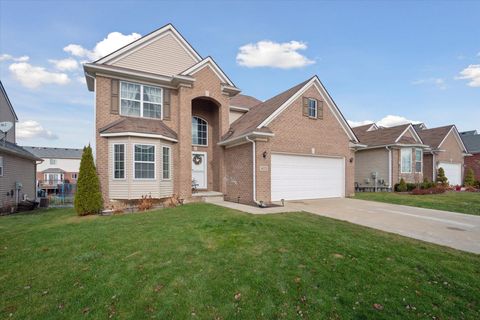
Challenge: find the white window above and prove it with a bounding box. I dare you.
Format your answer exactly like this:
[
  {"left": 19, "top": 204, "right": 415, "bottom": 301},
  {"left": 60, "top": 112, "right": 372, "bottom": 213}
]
[
  {"left": 162, "top": 146, "right": 171, "bottom": 180},
  {"left": 192, "top": 116, "right": 208, "bottom": 146},
  {"left": 113, "top": 144, "right": 125, "bottom": 179},
  {"left": 71, "top": 173, "right": 78, "bottom": 179},
  {"left": 120, "top": 81, "right": 162, "bottom": 119},
  {"left": 308, "top": 98, "right": 317, "bottom": 118},
  {"left": 401, "top": 148, "right": 412, "bottom": 173},
  {"left": 50, "top": 159, "right": 57, "bottom": 165},
  {"left": 415, "top": 149, "right": 423, "bottom": 173},
  {"left": 0, "top": 156, "right": 3, "bottom": 176},
  {"left": 134, "top": 144, "right": 155, "bottom": 179}
]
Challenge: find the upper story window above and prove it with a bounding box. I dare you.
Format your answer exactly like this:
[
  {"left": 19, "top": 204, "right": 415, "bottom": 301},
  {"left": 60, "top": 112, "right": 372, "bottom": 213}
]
[
  {"left": 50, "top": 159, "right": 57, "bottom": 165},
  {"left": 308, "top": 98, "right": 317, "bottom": 118},
  {"left": 71, "top": 173, "right": 78, "bottom": 180},
  {"left": 120, "top": 81, "right": 162, "bottom": 119},
  {"left": 401, "top": 148, "right": 412, "bottom": 173},
  {"left": 134, "top": 144, "right": 155, "bottom": 179},
  {"left": 192, "top": 116, "right": 207, "bottom": 146},
  {"left": 0, "top": 156, "right": 3, "bottom": 176},
  {"left": 415, "top": 149, "right": 423, "bottom": 173}
]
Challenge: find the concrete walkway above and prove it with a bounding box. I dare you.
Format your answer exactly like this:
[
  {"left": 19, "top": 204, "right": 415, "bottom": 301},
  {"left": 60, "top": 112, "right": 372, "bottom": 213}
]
[{"left": 210, "top": 198, "right": 480, "bottom": 254}]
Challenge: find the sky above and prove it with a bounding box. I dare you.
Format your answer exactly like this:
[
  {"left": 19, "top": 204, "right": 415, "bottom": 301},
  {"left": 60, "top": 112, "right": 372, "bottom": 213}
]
[{"left": 0, "top": 0, "right": 479, "bottom": 148}]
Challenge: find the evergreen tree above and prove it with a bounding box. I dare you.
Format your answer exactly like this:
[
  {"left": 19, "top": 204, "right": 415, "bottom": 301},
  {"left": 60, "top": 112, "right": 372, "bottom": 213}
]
[
  {"left": 397, "top": 178, "right": 407, "bottom": 192},
  {"left": 464, "top": 168, "right": 475, "bottom": 187},
  {"left": 436, "top": 167, "right": 448, "bottom": 186},
  {"left": 74, "top": 145, "right": 103, "bottom": 216}
]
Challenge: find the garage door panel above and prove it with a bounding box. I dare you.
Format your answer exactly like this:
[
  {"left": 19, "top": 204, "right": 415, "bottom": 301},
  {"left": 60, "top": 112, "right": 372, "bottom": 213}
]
[
  {"left": 271, "top": 154, "right": 344, "bottom": 201},
  {"left": 438, "top": 162, "right": 462, "bottom": 186}
]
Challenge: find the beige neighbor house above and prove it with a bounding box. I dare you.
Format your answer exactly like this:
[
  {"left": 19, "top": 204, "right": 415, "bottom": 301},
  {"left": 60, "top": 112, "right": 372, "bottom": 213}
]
[
  {"left": 353, "top": 123, "right": 429, "bottom": 190},
  {"left": 414, "top": 124, "right": 468, "bottom": 186},
  {"left": 83, "top": 24, "right": 361, "bottom": 207},
  {"left": 0, "top": 81, "right": 41, "bottom": 210}
]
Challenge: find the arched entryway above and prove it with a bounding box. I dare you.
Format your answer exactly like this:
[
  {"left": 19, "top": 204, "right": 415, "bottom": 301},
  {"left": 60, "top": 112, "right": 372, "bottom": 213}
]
[{"left": 191, "top": 97, "right": 222, "bottom": 192}]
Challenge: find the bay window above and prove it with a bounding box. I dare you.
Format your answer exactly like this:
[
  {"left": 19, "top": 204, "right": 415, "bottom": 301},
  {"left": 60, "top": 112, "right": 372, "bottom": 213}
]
[
  {"left": 120, "top": 81, "right": 162, "bottom": 119},
  {"left": 162, "top": 146, "right": 171, "bottom": 179},
  {"left": 113, "top": 144, "right": 125, "bottom": 179},
  {"left": 401, "top": 148, "right": 412, "bottom": 173},
  {"left": 415, "top": 149, "right": 423, "bottom": 173}
]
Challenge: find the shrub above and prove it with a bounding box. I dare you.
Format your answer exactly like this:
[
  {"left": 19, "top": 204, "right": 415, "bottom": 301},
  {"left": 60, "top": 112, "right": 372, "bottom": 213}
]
[
  {"left": 464, "top": 168, "right": 475, "bottom": 187},
  {"left": 437, "top": 167, "right": 448, "bottom": 186},
  {"left": 138, "top": 195, "right": 154, "bottom": 211},
  {"left": 421, "top": 178, "right": 435, "bottom": 190},
  {"left": 396, "top": 178, "right": 407, "bottom": 192},
  {"left": 74, "top": 145, "right": 103, "bottom": 216},
  {"left": 411, "top": 186, "right": 446, "bottom": 195}
]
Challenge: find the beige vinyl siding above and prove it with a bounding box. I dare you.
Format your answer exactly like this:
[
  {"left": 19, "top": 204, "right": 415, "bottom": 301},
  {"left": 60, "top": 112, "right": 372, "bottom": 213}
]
[
  {"left": 354, "top": 148, "right": 389, "bottom": 187},
  {"left": 108, "top": 137, "right": 173, "bottom": 200},
  {"left": 111, "top": 32, "right": 197, "bottom": 76},
  {"left": 0, "top": 151, "right": 36, "bottom": 209},
  {"left": 0, "top": 92, "right": 16, "bottom": 143},
  {"left": 229, "top": 110, "right": 245, "bottom": 124}
]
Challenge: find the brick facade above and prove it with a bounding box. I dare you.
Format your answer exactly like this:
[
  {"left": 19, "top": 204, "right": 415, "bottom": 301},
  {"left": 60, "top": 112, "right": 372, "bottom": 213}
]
[{"left": 465, "top": 153, "right": 480, "bottom": 181}]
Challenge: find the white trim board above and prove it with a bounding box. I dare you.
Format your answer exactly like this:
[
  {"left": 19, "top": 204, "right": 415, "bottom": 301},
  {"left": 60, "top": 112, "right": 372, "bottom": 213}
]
[
  {"left": 100, "top": 132, "right": 178, "bottom": 142},
  {"left": 256, "top": 76, "right": 358, "bottom": 142},
  {"left": 395, "top": 124, "right": 423, "bottom": 144},
  {"left": 181, "top": 57, "right": 235, "bottom": 87},
  {"left": 438, "top": 126, "right": 468, "bottom": 153}
]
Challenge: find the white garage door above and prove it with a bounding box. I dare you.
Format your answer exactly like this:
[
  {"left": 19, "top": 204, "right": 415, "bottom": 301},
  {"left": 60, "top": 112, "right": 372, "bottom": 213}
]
[
  {"left": 271, "top": 154, "right": 345, "bottom": 201},
  {"left": 438, "top": 162, "right": 462, "bottom": 186}
]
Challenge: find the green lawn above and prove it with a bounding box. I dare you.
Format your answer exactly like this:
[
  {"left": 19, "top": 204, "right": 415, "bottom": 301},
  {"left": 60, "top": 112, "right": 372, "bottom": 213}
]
[
  {"left": 354, "top": 191, "right": 480, "bottom": 215},
  {"left": 1, "top": 204, "right": 479, "bottom": 319}
]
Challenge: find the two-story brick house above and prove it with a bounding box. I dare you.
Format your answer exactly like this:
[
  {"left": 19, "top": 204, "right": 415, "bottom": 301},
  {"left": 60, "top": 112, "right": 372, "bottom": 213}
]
[{"left": 83, "top": 24, "right": 360, "bottom": 207}]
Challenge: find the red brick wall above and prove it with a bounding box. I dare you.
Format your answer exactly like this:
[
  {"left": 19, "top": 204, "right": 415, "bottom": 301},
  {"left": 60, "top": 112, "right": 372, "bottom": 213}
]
[
  {"left": 224, "top": 143, "right": 253, "bottom": 204},
  {"left": 465, "top": 153, "right": 480, "bottom": 181}
]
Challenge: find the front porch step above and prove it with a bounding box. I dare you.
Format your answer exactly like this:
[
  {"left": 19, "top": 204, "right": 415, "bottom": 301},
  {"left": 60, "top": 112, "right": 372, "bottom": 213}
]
[{"left": 192, "top": 191, "right": 224, "bottom": 203}]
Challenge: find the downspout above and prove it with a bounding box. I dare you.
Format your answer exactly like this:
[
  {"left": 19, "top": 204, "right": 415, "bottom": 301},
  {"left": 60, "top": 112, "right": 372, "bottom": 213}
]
[
  {"left": 246, "top": 136, "right": 262, "bottom": 206},
  {"left": 432, "top": 153, "right": 436, "bottom": 181},
  {"left": 386, "top": 146, "right": 392, "bottom": 190}
]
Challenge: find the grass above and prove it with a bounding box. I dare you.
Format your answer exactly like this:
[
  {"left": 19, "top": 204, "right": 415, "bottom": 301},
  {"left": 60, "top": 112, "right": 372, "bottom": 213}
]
[
  {"left": 354, "top": 191, "right": 480, "bottom": 215},
  {"left": 1, "top": 204, "right": 479, "bottom": 319}
]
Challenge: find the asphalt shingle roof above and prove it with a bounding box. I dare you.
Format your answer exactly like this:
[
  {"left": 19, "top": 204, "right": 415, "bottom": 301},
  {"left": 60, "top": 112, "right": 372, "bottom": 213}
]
[
  {"left": 23, "top": 146, "right": 83, "bottom": 159},
  {"left": 1, "top": 141, "right": 40, "bottom": 161},
  {"left": 99, "top": 117, "right": 178, "bottom": 141},
  {"left": 414, "top": 125, "right": 455, "bottom": 149},
  {"left": 230, "top": 94, "right": 262, "bottom": 110},
  {"left": 352, "top": 123, "right": 414, "bottom": 146},
  {"left": 461, "top": 134, "right": 480, "bottom": 153}
]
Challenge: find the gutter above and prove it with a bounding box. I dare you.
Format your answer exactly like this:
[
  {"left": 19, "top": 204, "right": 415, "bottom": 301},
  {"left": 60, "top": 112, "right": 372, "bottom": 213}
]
[
  {"left": 245, "top": 136, "right": 262, "bottom": 207},
  {"left": 218, "top": 131, "right": 274, "bottom": 146}
]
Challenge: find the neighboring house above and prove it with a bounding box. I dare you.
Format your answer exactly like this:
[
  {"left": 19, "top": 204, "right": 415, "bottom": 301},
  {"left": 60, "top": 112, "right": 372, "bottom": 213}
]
[
  {"left": 353, "top": 123, "right": 428, "bottom": 190},
  {"left": 461, "top": 130, "right": 480, "bottom": 181},
  {"left": 23, "top": 146, "right": 83, "bottom": 193},
  {"left": 83, "top": 24, "right": 361, "bottom": 207},
  {"left": 0, "top": 81, "right": 40, "bottom": 209},
  {"left": 414, "top": 124, "right": 468, "bottom": 186}
]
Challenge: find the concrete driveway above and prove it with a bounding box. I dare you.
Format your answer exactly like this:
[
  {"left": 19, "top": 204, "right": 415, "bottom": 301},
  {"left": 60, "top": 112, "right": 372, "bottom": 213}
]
[{"left": 282, "top": 198, "right": 480, "bottom": 254}]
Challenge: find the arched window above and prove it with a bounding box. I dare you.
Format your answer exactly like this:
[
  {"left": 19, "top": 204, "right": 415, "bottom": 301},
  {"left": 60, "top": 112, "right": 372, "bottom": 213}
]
[{"left": 192, "top": 116, "right": 208, "bottom": 146}]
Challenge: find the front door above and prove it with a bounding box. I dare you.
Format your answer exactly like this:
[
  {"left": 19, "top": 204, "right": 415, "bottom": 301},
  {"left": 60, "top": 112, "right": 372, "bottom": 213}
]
[{"left": 192, "top": 152, "right": 207, "bottom": 190}]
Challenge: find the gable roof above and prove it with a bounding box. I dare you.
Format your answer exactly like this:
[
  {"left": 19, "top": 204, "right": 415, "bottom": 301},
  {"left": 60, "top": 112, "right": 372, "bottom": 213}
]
[
  {"left": 94, "top": 23, "right": 202, "bottom": 65},
  {"left": 99, "top": 117, "right": 178, "bottom": 141},
  {"left": 180, "top": 56, "right": 237, "bottom": 88},
  {"left": 230, "top": 94, "right": 262, "bottom": 110},
  {"left": 415, "top": 125, "right": 467, "bottom": 152},
  {"left": 223, "top": 76, "right": 358, "bottom": 143},
  {"left": 352, "top": 123, "right": 377, "bottom": 132},
  {"left": 353, "top": 123, "right": 423, "bottom": 147},
  {"left": 0, "top": 141, "right": 40, "bottom": 161},
  {"left": 0, "top": 81, "right": 18, "bottom": 121},
  {"left": 461, "top": 133, "right": 480, "bottom": 153},
  {"left": 461, "top": 130, "right": 478, "bottom": 136},
  {"left": 23, "top": 146, "right": 83, "bottom": 159}
]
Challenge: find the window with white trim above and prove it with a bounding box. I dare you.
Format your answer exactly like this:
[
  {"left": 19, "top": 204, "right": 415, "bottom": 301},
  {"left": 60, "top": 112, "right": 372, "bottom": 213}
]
[
  {"left": 415, "top": 149, "right": 423, "bottom": 173},
  {"left": 0, "top": 156, "right": 3, "bottom": 176},
  {"left": 120, "top": 81, "right": 162, "bottom": 119},
  {"left": 401, "top": 148, "right": 412, "bottom": 173},
  {"left": 134, "top": 144, "right": 155, "bottom": 179},
  {"left": 192, "top": 116, "right": 207, "bottom": 146},
  {"left": 113, "top": 144, "right": 125, "bottom": 179},
  {"left": 308, "top": 98, "right": 317, "bottom": 118},
  {"left": 162, "top": 146, "right": 170, "bottom": 179},
  {"left": 71, "top": 173, "right": 78, "bottom": 180},
  {"left": 50, "top": 159, "right": 57, "bottom": 165}
]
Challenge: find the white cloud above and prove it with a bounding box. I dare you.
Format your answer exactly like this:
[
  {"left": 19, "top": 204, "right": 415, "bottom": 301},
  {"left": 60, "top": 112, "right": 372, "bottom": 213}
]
[
  {"left": 348, "top": 120, "right": 374, "bottom": 127},
  {"left": 17, "top": 120, "right": 58, "bottom": 140},
  {"left": 456, "top": 64, "right": 480, "bottom": 87},
  {"left": 349, "top": 115, "right": 421, "bottom": 128},
  {"left": 9, "top": 62, "right": 70, "bottom": 89},
  {"left": 64, "top": 31, "right": 141, "bottom": 62},
  {"left": 412, "top": 77, "right": 447, "bottom": 90},
  {"left": 48, "top": 58, "right": 79, "bottom": 71},
  {"left": 236, "top": 40, "right": 315, "bottom": 69},
  {"left": 0, "top": 54, "right": 29, "bottom": 62}
]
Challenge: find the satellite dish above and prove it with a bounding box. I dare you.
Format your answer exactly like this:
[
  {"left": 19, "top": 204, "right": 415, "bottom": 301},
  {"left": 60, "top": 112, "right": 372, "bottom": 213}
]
[{"left": 0, "top": 122, "right": 13, "bottom": 133}]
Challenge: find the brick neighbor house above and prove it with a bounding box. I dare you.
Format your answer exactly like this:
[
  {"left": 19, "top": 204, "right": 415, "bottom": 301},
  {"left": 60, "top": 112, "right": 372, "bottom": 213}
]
[
  {"left": 0, "top": 81, "right": 40, "bottom": 210},
  {"left": 461, "top": 130, "right": 480, "bottom": 181},
  {"left": 414, "top": 124, "right": 468, "bottom": 186},
  {"left": 352, "top": 123, "right": 428, "bottom": 190},
  {"left": 83, "top": 24, "right": 362, "bottom": 207}
]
